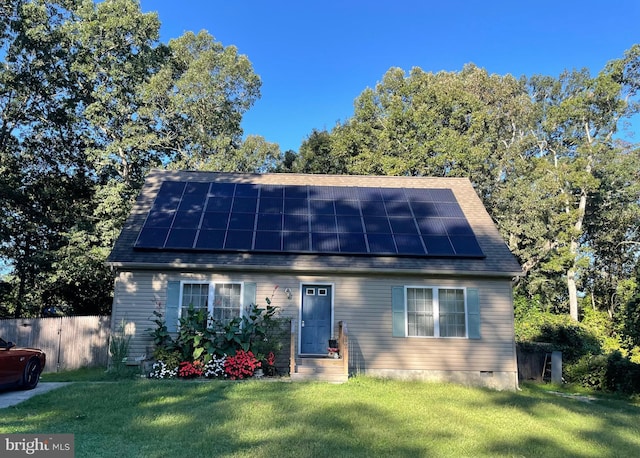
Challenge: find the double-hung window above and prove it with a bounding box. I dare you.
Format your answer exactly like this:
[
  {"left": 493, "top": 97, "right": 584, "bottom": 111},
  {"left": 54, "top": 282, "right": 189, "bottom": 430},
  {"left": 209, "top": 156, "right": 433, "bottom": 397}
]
[
  {"left": 179, "top": 282, "right": 243, "bottom": 325},
  {"left": 181, "top": 283, "right": 209, "bottom": 319},
  {"left": 212, "top": 283, "right": 242, "bottom": 323},
  {"left": 405, "top": 287, "right": 467, "bottom": 338}
]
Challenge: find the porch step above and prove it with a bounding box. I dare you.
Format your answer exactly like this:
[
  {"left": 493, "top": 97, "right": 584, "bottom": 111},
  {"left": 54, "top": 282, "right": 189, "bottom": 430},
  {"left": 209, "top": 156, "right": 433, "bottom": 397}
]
[{"left": 291, "top": 357, "right": 348, "bottom": 383}]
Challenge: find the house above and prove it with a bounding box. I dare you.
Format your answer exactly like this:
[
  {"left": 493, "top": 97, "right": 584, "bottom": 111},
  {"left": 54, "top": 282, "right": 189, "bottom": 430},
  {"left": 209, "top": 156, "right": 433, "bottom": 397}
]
[{"left": 107, "top": 169, "right": 522, "bottom": 389}]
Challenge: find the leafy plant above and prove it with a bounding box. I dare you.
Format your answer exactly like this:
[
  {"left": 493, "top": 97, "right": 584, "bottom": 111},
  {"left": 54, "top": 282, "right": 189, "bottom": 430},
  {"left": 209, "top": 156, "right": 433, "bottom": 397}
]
[
  {"left": 147, "top": 309, "right": 175, "bottom": 350},
  {"left": 147, "top": 293, "right": 288, "bottom": 376},
  {"left": 173, "top": 305, "right": 217, "bottom": 362},
  {"left": 109, "top": 319, "right": 132, "bottom": 376}
]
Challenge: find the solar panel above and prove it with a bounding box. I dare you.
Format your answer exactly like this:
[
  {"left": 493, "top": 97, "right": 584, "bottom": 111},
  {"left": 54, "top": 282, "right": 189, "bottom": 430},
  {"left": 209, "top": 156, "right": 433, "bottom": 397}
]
[
  {"left": 134, "top": 181, "right": 484, "bottom": 258},
  {"left": 209, "top": 182, "right": 235, "bottom": 197},
  {"left": 234, "top": 183, "right": 258, "bottom": 197},
  {"left": 166, "top": 228, "right": 197, "bottom": 248},
  {"left": 254, "top": 231, "right": 282, "bottom": 250},
  {"left": 257, "top": 213, "right": 282, "bottom": 231},
  {"left": 173, "top": 211, "right": 202, "bottom": 229},
  {"left": 312, "top": 232, "right": 339, "bottom": 251},
  {"left": 195, "top": 230, "right": 225, "bottom": 249},
  {"left": 339, "top": 232, "right": 367, "bottom": 253},
  {"left": 201, "top": 212, "right": 228, "bottom": 230},
  {"left": 224, "top": 230, "right": 253, "bottom": 249},
  {"left": 366, "top": 233, "right": 396, "bottom": 253}
]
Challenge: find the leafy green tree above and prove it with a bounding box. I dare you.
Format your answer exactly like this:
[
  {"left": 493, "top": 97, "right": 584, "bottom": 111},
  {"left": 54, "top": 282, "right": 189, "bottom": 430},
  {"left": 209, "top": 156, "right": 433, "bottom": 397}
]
[
  {"left": 293, "top": 129, "right": 343, "bottom": 174},
  {"left": 70, "top": 0, "right": 167, "bottom": 189},
  {"left": 0, "top": 0, "right": 94, "bottom": 316},
  {"left": 583, "top": 142, "right": 640, "bottom": 320},
  {"left": 519, "top": 47, "right": 639, "bottom": 320},
  {"left": 144, "top": 30, "right": 262, "bottom": 171},
  {"left": 310, "top": 51, "right": 640, "bottom": 327},
  {"left": 0, "top": 0, "right": 265, "bottom": 316}
]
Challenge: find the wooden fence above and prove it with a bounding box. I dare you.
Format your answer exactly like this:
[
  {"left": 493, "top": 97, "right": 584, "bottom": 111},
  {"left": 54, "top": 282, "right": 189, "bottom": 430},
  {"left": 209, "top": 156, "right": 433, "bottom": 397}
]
[{"left": 0, "top": 316, "right": 111, "bottom": 372}]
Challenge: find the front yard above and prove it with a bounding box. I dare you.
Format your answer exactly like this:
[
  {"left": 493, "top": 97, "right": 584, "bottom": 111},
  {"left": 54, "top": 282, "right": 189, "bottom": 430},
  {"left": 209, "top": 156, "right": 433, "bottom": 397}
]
[{"left": 2, "top": 376, "right": 639, "bottom": 457}]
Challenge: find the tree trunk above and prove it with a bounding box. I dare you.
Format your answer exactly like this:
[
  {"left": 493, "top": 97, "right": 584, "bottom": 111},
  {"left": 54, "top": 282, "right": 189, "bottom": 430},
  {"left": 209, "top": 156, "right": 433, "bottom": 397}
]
[{"left": 567, "top": 262, "right": 579, "bottom": 321}]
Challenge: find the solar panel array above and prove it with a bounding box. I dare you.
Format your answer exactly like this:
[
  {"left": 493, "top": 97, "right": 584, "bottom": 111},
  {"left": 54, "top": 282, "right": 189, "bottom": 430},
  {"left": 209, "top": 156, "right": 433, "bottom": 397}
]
[{"left": 133, "top": 181, "right": 484, "bottom": 258}]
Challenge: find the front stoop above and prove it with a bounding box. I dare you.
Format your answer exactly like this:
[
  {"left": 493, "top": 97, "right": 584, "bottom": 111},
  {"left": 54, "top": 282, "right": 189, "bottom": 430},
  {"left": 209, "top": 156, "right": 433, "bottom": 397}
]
[{"left": 290, "top": 357, "right": 348, "bottom": 383}]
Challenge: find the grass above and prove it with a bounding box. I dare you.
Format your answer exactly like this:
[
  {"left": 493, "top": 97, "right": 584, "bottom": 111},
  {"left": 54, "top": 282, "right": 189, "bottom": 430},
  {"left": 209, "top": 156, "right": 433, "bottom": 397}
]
[
  {"left": 40, "top": 367, "right": 140, "bottom": 382},
  {"left": 1, "top": 375, "right": 640, "bottom": 457}
]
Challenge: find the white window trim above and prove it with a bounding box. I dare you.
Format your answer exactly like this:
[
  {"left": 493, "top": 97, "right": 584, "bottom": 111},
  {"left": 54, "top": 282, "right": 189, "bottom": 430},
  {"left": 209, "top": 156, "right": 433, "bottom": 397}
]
[
  {"left": 404, "top": 285, "right": 469, "bottom": 339},
  {"left": 178, "top": 280, "right": 245, "bottom": 322}
]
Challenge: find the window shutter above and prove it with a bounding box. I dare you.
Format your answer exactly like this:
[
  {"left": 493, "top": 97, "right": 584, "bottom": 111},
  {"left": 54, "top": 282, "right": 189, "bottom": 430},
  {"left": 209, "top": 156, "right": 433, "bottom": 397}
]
[
  {"left": 243, "top": 282, "right": 257, "bottom": 314},
  {"left": 392, "top": 286, "right": 406, "bottom": 337},
  {"left": 165, "top": 281, "right": 181, "bottom": 333},
  {"left": 467, "top": 288, "right": 480, "bottom": 339}
]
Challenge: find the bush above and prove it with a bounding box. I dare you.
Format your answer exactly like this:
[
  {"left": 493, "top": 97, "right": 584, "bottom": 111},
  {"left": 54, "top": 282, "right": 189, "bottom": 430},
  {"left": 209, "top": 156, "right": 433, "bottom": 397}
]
[
  {"left": 515, "top": 296, "right": 601, "bottom": 364},
  {"left": 604, "top": 351, "right": 640, "bottom": 395},
  {"left": 565, "top": 351, "right": 640, "bottom": 395},
  {"left": 536, "top": 322, "right": 601, "bottom": 364},
  {"left": 564, "top": 354, "right": 608, "bottom": 390}
]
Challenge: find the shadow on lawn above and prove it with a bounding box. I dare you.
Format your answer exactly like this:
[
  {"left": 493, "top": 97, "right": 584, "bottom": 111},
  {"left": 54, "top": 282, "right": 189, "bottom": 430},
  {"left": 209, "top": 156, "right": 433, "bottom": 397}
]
[
  {"left": 468, "top": 385, "right": 640, "bottom": 456},
  {"left": 4, "top": 380, "right": 640, "bottom": 457},
  {"left": 28, "top": 380, "right": 434, "bottom": 456}
]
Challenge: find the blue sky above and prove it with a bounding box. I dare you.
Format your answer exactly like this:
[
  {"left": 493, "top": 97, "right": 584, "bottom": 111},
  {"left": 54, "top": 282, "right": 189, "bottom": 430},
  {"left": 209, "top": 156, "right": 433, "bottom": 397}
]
[{"left": 139, "top": 0, "right": 640, "bottom": 152}]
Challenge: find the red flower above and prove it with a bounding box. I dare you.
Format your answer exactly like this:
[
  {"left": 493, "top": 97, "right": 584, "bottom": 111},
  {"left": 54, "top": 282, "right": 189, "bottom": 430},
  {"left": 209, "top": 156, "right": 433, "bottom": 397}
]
[
  {"left": 178, "top": 361, "right": 204, "bottom": 378},
  {"left": 224, "top": 350, "right": 260, "bottom": 380}
]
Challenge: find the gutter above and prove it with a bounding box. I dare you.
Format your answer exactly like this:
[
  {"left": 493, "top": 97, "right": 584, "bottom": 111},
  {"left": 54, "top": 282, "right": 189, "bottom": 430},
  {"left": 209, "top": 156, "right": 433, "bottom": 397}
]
[{"left": 105, "top": 261, "right": 522, "bottom": 279}]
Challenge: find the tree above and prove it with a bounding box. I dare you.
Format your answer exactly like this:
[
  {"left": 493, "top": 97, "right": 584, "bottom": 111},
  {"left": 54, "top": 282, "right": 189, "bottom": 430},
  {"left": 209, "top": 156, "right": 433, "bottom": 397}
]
[
  {"left": 293, "top": 129, "right": 342, "bottom": 174},
  {"left": 0, "top": 0, "right": 265, "bottom": 316},
  {"left": 70, "top": 0, "right": 167, "bottom": 189},
  {"left": 307, "top": 51, "right": 640, "bottom": 325},
  {"left": 0, "top": 0, "right": 94, "bottom": 316},
  {"left": 143, "top": 30, "right": 261, "bottom": 171},
  {"left": 519, "top": 46, "right": 640, "bottom": 320},
  {"left": 583, "top": 142, "right": 640, "bottom": 320}
]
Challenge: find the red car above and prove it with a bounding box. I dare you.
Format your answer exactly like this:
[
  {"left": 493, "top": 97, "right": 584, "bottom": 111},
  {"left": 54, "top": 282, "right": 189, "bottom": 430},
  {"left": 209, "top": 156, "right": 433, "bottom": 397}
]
[{"left": 0, "top": 337, "right": 46, "bottom": 390}]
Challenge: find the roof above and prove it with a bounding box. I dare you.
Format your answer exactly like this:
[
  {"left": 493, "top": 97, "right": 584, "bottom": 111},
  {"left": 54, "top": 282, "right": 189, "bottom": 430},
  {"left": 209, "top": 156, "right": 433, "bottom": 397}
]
[{"left": 107, "top": 170, "right": 522, "bottom": 278}]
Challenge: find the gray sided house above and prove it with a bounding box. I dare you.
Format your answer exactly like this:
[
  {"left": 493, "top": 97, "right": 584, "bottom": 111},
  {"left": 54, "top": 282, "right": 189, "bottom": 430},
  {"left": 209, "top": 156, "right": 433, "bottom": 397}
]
[{"left": 107, "top": 170, "right": 522, "bottom": 389}]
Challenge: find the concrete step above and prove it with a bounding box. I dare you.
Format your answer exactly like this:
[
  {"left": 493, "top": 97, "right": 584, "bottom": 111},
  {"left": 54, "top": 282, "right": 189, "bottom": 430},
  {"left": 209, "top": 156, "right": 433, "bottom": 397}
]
[
  {"left": 290, "top": 372, "right": 348, "bottom": 383},
  {"left": 291, "top": 357, "right": 348, "bottom": 383}
]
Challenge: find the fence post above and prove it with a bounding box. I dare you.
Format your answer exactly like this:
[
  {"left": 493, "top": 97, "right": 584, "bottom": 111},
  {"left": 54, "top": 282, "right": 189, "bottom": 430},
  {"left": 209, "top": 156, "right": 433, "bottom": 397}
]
[{"left": 339, "top": 321, "right": 348, "bottom": 377}]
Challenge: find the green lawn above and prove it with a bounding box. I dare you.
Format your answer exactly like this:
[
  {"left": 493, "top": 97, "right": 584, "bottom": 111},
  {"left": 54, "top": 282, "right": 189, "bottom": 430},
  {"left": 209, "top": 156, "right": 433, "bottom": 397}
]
[{"left": 1, "top": 376, "right": 639, "bottom": 457}]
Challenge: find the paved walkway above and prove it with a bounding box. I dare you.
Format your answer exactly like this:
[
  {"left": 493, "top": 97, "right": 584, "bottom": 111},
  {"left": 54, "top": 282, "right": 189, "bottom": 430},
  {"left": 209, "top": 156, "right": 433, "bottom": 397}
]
[{"left": 0, "top": 382, "right": 71, "bottom": 409}]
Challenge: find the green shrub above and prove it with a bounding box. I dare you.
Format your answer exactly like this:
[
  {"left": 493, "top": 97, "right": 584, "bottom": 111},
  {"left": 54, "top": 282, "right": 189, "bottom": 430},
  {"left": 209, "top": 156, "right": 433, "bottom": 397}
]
[
  {"left": 515, "top": 295, "right": 601, "bottom": 364},
  {"left": 152, "top": 347, "right": 182, "bottom": 370},
  {"left": 147, "top": 298, "right": 289, "bottom": 371},
  {"left": 174, "top": 305, "right": 217, "bottom": 362},
  {"left": 109, "top": 318, "right": 132, "bottom": 376},
  {"left": 565, "top": 351, "right": 640, "bottom": 395},
  {"left": 564, "top": 354, "right": 607, "bottom": 390},
  {"left": 536, "top": 321, "right": 601, "bottom": 363},
  {"left": 604, "top": 351, "right": 640, "bottom": 395}
]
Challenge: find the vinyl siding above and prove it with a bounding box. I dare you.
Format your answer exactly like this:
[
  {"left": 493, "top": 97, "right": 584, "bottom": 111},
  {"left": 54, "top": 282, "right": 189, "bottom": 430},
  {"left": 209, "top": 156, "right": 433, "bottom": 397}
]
[{"left": 112, "top": 270, "right": 516, "bottom": 376}]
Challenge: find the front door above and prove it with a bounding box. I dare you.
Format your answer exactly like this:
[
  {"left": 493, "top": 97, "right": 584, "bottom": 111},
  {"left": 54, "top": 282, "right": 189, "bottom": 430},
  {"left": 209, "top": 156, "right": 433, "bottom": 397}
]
[{"left": 300, "top": 285, "right": 332, "bottom": 354}]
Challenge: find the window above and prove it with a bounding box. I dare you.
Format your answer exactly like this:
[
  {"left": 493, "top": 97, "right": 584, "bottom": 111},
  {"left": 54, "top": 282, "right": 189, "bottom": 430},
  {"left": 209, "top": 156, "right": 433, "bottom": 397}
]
[
  {"left": 406, "top": 287, "right": 467, "bottom": 338},
  {"left": 181, "top": 283, "right": 209, "bottom": 318},
  {"left": 180, "top": 282, "right": 243, "bottom": 325},
  {"left": 213, "top": 283, "right": 241, "bottom": 323}
]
